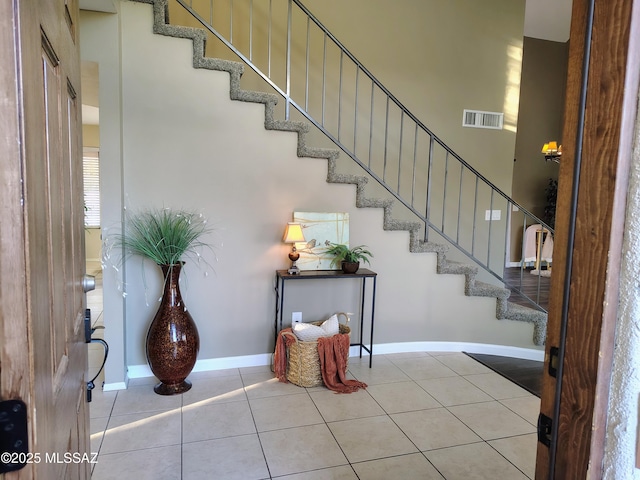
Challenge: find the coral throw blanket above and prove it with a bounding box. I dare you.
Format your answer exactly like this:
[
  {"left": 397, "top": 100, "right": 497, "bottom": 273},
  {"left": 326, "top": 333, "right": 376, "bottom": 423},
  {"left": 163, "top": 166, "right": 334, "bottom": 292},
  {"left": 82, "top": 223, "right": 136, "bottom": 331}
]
[
  {"left": 274, "top": 328, "right": 295, "bottom": 383},
  {"left": 317, "top": 334, "right": 367, "bottom": 393},
  {"left": 274, "top": 328, "right": 367, "bottom": 393}
]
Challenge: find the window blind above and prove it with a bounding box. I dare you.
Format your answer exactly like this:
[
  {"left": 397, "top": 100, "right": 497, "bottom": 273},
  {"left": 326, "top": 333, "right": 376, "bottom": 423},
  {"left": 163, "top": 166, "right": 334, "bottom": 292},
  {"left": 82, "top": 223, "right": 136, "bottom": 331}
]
[{"left": 83, "top": 148, "right": 100, "bottom": 227}]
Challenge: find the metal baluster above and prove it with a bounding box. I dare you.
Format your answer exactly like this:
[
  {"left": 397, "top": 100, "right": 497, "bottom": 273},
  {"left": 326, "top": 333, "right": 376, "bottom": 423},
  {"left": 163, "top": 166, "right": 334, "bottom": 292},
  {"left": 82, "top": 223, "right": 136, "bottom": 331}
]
[
  {"left": 338, "top": 51, "right": 343, "bottom": 141},
  {"left": 267, "top": 0, "right": 272, "bottom": 79},
  {"left": 425, "top": 135, "right": 434, "bottom": 242},
  {"left": 368, "top": 81, "right": 374, "bottom": 168},
  {"left": 229, "top": 0, "right": 233, "bottom": 44},
  {"left": 353, "top": 67, "right": 359, "bottom": 155},
  {"left": 411, "top": 123, "right": 418, "bottom": 209},
  {"left": 487, "top": 188, "right": 494, "bottom": 268},
  {"left": 383, "top": 96, "right": 389, "bottom": 182},
  {"left": 249, "top": 0, "right": 253, "bottom": 62},
  {"left": 305, "top": 16, "right": 310, "bottom": 112},
  {"left": 520, "top": 215, "right": 527, "bottom": 290},
  {"left": 471, "top": 177, "right": 479, "bottom": 256},
  {"left": 535, "top": 221, "right": 543, "bottom": 305},
  {"left": 503, "top": 200, "right": 512, "bottom": 281},
  {"left": 456, "top": 163, "right": 463, "bottom": 243},
  {"left": 208, "top": 0, "right": 212, "bottom": 25},
  {"left": 442, "top": 151, "right": 449, "bottom": 232},
  {"left": 397, "top": 111, "right": 404, "bottom": 195},
  {"left": 322, "top": 33, "right": 326, "bottom": 126},
  {"left": 285, "top": 0, "right": 292, "bottom": 120}
]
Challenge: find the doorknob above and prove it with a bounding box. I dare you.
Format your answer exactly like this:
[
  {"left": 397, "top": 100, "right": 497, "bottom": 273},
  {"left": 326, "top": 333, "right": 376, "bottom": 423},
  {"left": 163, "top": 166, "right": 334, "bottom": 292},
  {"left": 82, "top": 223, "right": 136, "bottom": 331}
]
[{"left": 82, "top": 274, "right": 96, "bottom": 293}]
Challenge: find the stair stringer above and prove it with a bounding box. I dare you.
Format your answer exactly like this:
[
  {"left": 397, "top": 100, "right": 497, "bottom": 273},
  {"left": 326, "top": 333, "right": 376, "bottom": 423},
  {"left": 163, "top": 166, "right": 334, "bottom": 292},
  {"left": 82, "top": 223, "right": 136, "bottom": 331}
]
[{"left": 134, "top": 0, "right": 547, "bottom": 347}]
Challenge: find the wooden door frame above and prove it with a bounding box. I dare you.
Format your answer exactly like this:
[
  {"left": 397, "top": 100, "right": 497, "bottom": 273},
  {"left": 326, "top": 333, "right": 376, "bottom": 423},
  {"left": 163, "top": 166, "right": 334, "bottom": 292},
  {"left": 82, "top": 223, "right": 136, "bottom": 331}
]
[
  {"left": 0, "top": 0, "right": 32, "bottom": 408},
  {"left": 1, "top": 1, "right": 89, "bottom": 478},
  {"left": 536, "top": 0, "right": 640, "bottom": 477}
]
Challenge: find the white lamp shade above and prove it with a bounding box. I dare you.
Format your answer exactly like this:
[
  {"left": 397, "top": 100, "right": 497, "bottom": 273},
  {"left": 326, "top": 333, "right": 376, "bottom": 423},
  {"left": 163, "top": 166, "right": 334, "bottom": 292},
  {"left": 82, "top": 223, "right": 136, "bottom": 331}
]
[{"left": 283, "top": 223, "right": 305, "bottom": 243}]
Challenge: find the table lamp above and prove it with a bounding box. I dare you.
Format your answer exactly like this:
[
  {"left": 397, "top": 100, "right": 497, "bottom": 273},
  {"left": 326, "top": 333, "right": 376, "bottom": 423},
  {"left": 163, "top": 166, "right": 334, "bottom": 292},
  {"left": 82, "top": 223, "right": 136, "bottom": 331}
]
[
  {"left": 283, "top": 222, "right": 305, "bottom": 274},
  {"left": 542, "top": 141, "right": 562, "bottom": 163}
]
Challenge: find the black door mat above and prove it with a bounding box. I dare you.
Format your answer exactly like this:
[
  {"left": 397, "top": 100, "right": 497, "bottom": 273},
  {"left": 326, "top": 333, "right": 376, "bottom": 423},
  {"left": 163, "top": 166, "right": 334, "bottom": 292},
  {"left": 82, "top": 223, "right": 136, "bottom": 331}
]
[{"left": 463, "top": 352, "right": 543, "bottom": 398}]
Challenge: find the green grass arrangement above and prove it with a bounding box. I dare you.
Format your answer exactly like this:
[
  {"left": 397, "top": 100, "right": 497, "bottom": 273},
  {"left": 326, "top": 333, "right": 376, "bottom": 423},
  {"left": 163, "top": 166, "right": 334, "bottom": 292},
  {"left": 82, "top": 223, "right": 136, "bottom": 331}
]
[
  {"left": 117, "top": 208, "right": 213, "bottom": 265},
  {"left": 326, "top": 243, "right": 373, "bottom": 268}
]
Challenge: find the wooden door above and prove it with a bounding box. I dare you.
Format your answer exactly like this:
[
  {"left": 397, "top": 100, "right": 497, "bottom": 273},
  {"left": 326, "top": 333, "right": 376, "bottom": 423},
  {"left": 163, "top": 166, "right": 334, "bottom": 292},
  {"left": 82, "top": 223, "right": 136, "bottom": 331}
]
[
  {"left": 535, "top": 0, "right": 640, "bottom": 477},
  {"left": 0, "top": 0, "right": 89, "bottom": 479}
]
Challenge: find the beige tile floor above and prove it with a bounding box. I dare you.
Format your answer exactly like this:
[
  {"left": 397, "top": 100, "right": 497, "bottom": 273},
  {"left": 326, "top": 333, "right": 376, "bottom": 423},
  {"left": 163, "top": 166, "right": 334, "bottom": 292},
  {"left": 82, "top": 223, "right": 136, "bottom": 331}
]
[
  {"left": 86, "top": 274, "right": 538, "bottom": 479},
  {"left": 88, "top": 352, "right": 539, "bottom": 479}
]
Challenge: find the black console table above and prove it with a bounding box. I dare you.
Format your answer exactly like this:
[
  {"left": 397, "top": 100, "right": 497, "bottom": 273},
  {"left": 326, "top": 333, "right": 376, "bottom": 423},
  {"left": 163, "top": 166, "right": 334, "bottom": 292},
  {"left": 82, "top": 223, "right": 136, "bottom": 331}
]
[{"left": 275, "top": 269, "right": 377, "bottom": 367}]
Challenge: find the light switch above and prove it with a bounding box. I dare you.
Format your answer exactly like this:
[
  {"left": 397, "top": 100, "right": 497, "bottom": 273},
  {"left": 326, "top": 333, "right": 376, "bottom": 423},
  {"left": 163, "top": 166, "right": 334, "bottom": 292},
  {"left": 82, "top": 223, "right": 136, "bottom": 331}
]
[{"left": 485, "top": 210, "right": 501, "bottom": 221}]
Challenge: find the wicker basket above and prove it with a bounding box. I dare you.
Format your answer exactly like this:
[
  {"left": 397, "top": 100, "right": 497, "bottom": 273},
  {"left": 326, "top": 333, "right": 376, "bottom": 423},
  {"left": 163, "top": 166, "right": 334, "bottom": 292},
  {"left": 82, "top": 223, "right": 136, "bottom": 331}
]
[{"left": 283, "top": 314, "right": 350, "bottom": 388}]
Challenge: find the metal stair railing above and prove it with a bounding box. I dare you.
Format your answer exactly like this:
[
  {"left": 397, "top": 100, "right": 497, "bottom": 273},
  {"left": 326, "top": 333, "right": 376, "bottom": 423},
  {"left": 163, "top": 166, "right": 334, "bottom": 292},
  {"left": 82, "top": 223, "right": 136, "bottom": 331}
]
[{"left": 172, "top": 0, "right": 553, "bottom": 312}]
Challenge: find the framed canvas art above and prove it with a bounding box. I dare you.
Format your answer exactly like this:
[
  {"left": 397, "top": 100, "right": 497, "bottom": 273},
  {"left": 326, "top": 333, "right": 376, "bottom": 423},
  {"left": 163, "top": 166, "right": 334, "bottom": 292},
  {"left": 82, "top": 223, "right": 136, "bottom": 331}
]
[{"left": 292, "top": 212, "right": 349, "bottom": 270}]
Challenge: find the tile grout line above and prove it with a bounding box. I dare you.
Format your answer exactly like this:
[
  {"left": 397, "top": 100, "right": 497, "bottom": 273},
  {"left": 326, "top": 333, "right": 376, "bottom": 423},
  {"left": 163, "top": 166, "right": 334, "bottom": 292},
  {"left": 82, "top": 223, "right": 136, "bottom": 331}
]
[
  {"left": 180, "top": 389, "right": 184, "bottom": 480},
  {"left": 239, "top": 368, "right": 275, "bottom": 479},
  {"left": 354, "top": 372, "right": 447, "bottom": 479},
  {"left": 89, "top": 354, "right": 538, "bottom": 478},
  {"left": 485, "top": 440, "right": 535, "bottom": 480},
  {"left": 438, "top": 383, "right": 536, "bottom": 478},
  {"left": 306, "top": 383, "right": 362, "bottom": 479},
  {"left": 381, "top": 354, "right": 487, "bottom": 479},
  {"left": 388, "top": 353, "right": 534, "bottom": 479}
]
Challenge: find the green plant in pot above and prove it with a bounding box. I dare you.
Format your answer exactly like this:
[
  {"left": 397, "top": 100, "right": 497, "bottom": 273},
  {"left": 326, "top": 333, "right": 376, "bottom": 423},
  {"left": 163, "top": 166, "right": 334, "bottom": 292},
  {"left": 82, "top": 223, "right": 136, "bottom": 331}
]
[
  {"left": 326, "top": 243, "right": 373, "bottom": 274},
  {"left": 115, "top": 208, "right": 213, "bottom": 395}
]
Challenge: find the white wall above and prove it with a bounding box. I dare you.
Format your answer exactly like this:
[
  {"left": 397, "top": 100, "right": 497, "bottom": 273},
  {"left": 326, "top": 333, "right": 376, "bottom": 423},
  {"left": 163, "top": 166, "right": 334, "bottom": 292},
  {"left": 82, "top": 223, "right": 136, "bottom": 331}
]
[
  {"left": 82, "top": 2, "right": 540, "bottom": 384},
  {"left": 80, "top": 7, "right": 127, "bottom": 388},
  {"left": 602, "top": 102, "right": 640, "bottom": 479}
]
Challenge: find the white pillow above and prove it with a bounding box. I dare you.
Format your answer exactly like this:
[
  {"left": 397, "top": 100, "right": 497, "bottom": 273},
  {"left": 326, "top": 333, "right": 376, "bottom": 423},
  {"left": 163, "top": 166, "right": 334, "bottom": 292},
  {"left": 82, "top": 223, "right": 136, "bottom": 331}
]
[
  {"left": 293, "top": 314, "right": 340, "bottom": 342},
  {"left": 292, "top": 322, "right": 326, "bottom": 342},
  {"left": 320, "top": 314, "right": 339, "bottom": 336}
]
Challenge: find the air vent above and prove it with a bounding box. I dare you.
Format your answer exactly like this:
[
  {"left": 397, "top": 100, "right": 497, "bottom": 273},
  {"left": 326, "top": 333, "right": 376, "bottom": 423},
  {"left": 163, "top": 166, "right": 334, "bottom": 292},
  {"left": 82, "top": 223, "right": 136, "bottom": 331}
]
[{"left": 462, "top": 109, "right": 504, "bottom": 130}]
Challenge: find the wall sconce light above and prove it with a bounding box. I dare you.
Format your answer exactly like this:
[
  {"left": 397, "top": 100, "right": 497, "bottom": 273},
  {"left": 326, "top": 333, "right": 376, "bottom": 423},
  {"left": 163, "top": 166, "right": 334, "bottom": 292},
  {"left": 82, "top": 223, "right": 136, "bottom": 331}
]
[
  {"left": 283, "top": 222, "right": 306, "bottom": 274},
  {"left": 542, "top": 141, "right": 562, "bottom": 163}
]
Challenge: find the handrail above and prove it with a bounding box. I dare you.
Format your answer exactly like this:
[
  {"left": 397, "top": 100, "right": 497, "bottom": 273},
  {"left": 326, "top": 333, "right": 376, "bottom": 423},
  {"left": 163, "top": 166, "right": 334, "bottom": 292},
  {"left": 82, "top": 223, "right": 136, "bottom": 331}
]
[
  {"left": 173, "top": 0, "right": 553, "bottom": 312},
  {"left": 290, "top": 0, "right": 528, "bottom": 211}
]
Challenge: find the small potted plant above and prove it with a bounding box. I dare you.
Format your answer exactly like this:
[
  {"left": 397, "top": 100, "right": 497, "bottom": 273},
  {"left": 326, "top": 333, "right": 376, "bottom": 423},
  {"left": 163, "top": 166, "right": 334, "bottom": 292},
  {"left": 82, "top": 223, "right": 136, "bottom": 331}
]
[{"left": 326, "top": 243, "right": 373, "bottom": 274}]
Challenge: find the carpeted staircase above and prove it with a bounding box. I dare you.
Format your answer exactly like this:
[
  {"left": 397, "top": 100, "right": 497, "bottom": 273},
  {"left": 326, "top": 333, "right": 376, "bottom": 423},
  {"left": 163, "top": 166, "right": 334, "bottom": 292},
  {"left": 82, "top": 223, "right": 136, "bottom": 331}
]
[{"left": 134, "top": 0, "right": 547, "bottom": 346}]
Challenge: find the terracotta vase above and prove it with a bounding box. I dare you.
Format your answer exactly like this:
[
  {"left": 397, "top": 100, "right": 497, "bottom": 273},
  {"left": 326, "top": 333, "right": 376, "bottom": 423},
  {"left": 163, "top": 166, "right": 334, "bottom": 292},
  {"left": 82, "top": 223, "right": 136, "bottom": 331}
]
[{"left": 146, "top": 263, "right": 200, "bottom": 395}]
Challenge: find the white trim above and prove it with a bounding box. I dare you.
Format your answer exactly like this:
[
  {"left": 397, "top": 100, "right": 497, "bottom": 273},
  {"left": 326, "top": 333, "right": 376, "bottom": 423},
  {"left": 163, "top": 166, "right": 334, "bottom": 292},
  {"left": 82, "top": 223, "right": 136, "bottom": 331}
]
[
  {"left": 124, "top": 342, "right": 543, "bottom": 381},
  {"left": 126, "top": 353, "right": 274, "bottom": 379},
  {"left": 126, "top": 364, "right": 153, "bottom": 379},
  {"left": 103, "top": 381, "right": 127, "bottom": 392},
  {"left": 371, "top": 341, "right": 544, "bottom": 361},
  {"left": 193, "top": 354, "right": 274, "bottom": 372}
]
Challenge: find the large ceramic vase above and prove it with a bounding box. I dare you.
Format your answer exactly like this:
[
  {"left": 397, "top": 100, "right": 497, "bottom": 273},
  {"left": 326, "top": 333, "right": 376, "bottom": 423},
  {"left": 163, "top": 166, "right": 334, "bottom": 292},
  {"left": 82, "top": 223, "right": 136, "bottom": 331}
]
[{"left": 146, "top": 263, "right": 200, "bottom": 395}]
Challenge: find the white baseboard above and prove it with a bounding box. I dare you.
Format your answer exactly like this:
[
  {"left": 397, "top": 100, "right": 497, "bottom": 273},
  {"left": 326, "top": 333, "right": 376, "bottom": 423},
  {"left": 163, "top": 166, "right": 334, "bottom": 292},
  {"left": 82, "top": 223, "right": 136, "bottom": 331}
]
[
  {"left": 117, "top": 342, "right": 543, "bottom": 388},
  {"left": 103, "top": 381, "right": 127, "bottom": 392},
  {"left": 372, "top": 341, "right": 544, "bottom": 361},
  {"left": 126, "top": 352, "right": 275, "bottom": 381}
]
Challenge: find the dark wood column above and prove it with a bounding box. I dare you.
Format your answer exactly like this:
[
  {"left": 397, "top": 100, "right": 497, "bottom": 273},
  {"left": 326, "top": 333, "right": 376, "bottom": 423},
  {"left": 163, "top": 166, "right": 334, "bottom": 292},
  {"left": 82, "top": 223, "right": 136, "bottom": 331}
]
[{"left": 536, "top": 0, "right": 640, "bottom": 478}]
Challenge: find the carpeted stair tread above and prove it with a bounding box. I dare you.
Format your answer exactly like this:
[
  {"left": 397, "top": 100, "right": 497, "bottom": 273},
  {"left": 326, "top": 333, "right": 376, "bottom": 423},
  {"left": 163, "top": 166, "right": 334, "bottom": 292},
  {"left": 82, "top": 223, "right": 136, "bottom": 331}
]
[
  {"left": 468, "top": 280, "right": 510, "bottom": 299},
  {"left": 438, "top": 260, "right": 478, "bottom": 276},
  {"left": 504, "top": 303, "right": 547, "bottom": 346}
]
